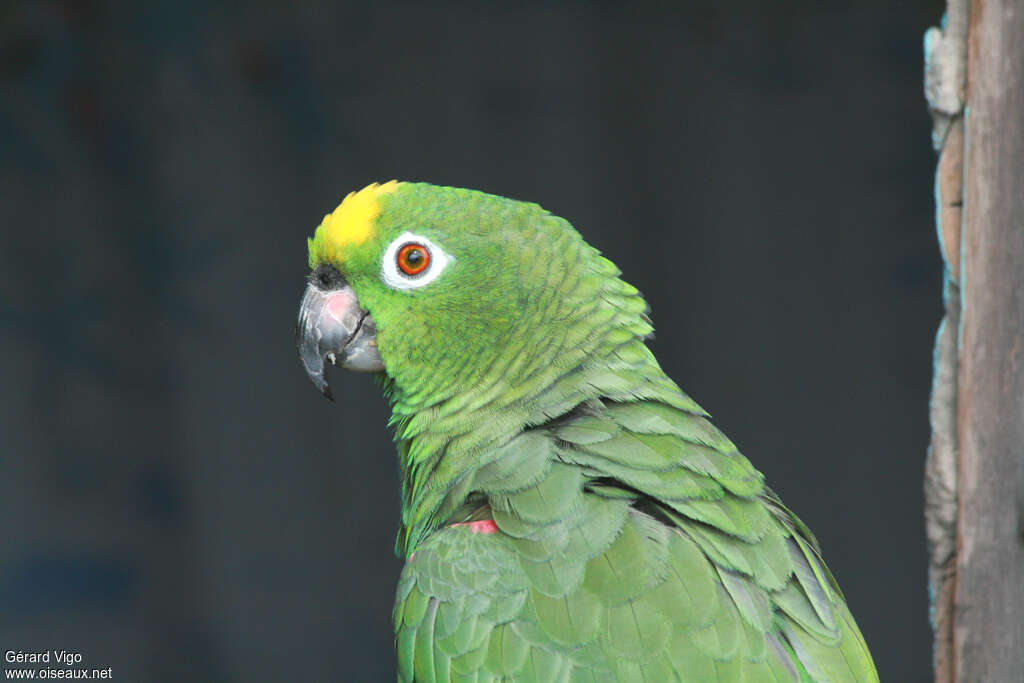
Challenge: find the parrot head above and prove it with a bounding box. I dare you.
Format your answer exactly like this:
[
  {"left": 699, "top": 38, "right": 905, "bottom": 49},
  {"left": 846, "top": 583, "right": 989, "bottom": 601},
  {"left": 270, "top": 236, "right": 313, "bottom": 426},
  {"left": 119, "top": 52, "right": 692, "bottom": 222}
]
[{"left": 296, "top": 181, "right": 648, "bottom": 410}]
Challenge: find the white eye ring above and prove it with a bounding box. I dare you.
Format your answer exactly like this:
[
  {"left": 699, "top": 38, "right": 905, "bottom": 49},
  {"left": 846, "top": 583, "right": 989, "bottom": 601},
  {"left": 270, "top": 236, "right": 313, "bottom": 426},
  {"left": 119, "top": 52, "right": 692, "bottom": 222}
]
[{"left": 380, "top": 231, "right": 453, "bottom": 290}]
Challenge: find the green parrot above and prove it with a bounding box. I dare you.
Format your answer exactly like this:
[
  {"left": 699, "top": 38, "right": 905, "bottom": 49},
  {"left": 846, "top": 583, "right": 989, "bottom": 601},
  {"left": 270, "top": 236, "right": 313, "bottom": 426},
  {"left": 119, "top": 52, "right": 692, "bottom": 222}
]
[{"left": 296, "top": 181, "right": 879, "bottom": 682}]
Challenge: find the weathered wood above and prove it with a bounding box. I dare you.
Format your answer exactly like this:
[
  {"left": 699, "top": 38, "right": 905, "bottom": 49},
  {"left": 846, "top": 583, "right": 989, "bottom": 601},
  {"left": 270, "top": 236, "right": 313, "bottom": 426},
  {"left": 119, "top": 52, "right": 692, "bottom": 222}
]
[
  {"left": 953, "top": 0, "right": 1024, "bottom": 680},
  {"left": 925, "top": 273, "right": 959, "bottom": 683},
  {"left": 923, "top": 4, "right": 967, "bottom": 681}
]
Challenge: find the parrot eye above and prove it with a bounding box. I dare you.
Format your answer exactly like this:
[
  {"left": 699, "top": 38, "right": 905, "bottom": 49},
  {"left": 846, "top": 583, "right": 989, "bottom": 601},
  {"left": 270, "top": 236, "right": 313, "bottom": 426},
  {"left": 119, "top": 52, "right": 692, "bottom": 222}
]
[
  {"left": 396, "top": 243, "right": 431, "bottom": 276},
  {"left": 380, "top": 231, "right": 452, "bottom": 290}
]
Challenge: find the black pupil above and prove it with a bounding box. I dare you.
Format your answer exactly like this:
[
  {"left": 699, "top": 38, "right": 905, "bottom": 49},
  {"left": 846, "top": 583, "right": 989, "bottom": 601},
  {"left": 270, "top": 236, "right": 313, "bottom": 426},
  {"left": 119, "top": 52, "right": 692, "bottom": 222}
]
[{"left": 405, "top": 248, "right": 423, "bottom": 265}]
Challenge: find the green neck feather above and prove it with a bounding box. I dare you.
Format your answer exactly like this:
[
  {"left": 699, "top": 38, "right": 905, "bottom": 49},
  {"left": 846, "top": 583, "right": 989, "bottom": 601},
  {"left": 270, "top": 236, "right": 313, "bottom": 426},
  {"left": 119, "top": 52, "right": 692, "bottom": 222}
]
[{"left": 384, "top": 253, "right": 694, "bottom": 556}]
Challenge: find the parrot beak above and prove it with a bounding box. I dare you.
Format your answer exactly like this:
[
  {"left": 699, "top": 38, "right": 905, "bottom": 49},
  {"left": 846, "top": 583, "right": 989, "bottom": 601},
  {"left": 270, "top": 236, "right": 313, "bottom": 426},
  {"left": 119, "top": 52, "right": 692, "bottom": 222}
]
[{"left": 296, "top": 279, "right": 384, "bottom": 400}]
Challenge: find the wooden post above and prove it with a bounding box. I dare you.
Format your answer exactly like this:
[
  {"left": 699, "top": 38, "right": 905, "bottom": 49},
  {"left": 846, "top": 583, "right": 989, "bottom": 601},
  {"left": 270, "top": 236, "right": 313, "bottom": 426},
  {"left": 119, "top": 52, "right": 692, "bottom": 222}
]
[{"left": 925, "top": 1, "right": 1024, "bottom": 680}]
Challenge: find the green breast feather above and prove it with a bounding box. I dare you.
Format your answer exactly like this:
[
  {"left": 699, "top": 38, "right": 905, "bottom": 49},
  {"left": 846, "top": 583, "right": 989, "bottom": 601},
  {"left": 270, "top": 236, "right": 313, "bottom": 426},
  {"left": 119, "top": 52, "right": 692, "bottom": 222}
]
[
  {"left": 297, "top": 182, "right": 879, "bottom": 682},
  {"left": 393, "top": 402, "right": 877, "bottom": 682}
]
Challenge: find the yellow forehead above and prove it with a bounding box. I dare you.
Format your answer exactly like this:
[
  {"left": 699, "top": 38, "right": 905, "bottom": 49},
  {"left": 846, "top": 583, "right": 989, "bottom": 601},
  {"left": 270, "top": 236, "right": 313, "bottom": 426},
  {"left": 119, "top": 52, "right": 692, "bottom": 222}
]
[{"left": 318, "top": 181, "right": 399, "bottom": 254}]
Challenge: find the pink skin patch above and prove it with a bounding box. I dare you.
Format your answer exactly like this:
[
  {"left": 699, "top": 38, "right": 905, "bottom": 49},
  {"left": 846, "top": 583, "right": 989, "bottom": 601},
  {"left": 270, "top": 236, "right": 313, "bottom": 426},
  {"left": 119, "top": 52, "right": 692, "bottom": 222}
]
[
  {"left": 452, "top": 520, "right": 498, "bottom": 535},
  {"left": 325, "top": 289, "right": 358, "bottom": 322}
]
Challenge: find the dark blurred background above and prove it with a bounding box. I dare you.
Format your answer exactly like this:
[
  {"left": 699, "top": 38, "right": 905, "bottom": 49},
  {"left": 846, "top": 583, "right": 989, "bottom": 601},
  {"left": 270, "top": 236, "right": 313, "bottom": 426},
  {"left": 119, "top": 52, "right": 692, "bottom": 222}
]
[{"left": 1, "top": 1, "right": 942, "bottom": 680}]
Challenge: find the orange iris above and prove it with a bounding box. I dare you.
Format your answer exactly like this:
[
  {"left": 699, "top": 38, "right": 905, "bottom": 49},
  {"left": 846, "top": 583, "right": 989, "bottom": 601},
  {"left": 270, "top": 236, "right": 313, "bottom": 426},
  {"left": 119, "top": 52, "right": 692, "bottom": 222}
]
[{"left": 397, "top": 243, "right": 430, "bottom": 276}]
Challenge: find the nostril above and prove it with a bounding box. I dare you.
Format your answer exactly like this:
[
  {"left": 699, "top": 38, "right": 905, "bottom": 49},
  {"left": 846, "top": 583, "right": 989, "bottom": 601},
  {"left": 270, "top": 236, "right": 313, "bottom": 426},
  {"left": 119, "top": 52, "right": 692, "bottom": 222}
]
[{"left": 311, "top": 264, "right": 345, "bottom": 290}]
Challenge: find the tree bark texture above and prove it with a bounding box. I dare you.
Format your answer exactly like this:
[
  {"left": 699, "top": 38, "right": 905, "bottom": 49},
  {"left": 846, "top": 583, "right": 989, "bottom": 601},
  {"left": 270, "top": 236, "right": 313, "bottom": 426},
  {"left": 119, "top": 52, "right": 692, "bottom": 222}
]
[{"left": 925, "top": 1, "right": 1024, "bottom": 681}]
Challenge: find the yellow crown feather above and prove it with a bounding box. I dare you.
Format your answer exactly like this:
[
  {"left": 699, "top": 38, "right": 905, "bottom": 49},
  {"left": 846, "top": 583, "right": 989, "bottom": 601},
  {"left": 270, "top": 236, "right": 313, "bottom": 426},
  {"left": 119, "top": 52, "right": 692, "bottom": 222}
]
[{"left": 309, "top": 181, "right": 399, "bottom": 265}]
